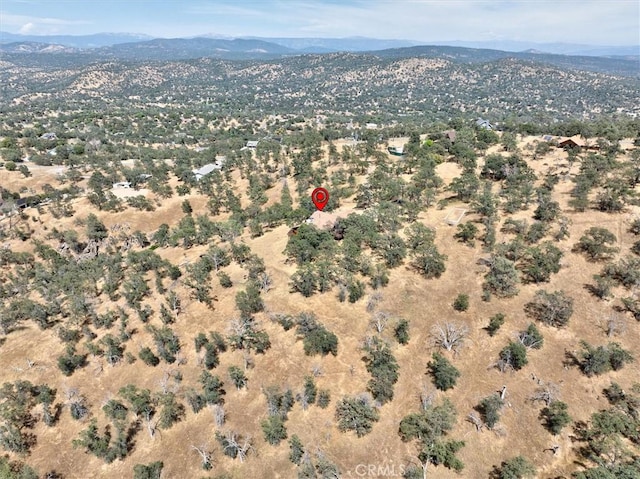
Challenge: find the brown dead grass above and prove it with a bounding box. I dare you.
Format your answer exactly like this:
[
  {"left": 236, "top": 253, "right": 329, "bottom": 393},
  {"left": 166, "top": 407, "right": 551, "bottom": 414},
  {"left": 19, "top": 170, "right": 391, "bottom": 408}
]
[{"left": 1, "top": 136, "right": 639, "bottom": 478}]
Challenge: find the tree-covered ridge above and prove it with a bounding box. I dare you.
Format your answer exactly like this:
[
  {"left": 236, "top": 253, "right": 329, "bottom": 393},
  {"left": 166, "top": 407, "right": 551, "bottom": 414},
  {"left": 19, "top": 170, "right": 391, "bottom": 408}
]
[
  {"left": 0, "top": 75, "right": 639, "bottom": 478},
  {"left": 1, "top": 52, "right": 639, "bottom": 122}
]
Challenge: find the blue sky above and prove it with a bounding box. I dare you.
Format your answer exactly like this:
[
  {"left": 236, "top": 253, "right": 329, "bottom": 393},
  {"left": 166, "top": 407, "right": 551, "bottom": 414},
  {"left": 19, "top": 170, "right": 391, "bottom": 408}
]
[{"left": 1, "top": 0, "right": 638, "bottom": 45}]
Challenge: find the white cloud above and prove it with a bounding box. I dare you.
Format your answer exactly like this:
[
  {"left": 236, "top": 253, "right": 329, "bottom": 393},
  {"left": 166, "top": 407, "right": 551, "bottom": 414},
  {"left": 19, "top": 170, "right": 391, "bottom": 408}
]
[
  {"left": 18, "top": 21, "right": 34, "bottom": 34},
  {"left": 0, "top": 11, "right": 91, "bottom": 34},
  {"left": 1, "top": 1, "right": 637, "bottom": 46},
  {"left": 178, "top": 0, "right": 639, "bottom": 45}
]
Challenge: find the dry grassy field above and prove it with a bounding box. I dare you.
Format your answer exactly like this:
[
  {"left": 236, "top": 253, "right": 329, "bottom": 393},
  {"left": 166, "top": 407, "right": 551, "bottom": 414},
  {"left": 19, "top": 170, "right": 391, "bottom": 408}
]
[{"left": 0, "top": 134, "right": 638, "bottom": 479}]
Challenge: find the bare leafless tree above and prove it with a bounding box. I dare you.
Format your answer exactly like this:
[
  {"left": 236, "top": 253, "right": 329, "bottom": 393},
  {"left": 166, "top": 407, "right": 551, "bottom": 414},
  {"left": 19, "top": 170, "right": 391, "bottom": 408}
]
[
  {"left": 311, "top": 364, "right": 323, "bottom": 377},
  {"left": 223, "top": 431, "right": 253, "bottom": 463},
  {"left": 242, "top": 351, "right": 254, "bottom": 370},
  {"left": 491, "top": 356, "right": 511, "bottom": 373},
  {"left": 228, "top": 317, "right": 250, "bottom": 338},
  {"left": 211, "top": 404, "right": 225, "bottom": 427},
  {"left": 600, "top": 313, "right": 627, "bottom": 338},
  {"left": 418, "top": 384, "right": 436, "bottom": 411},
  {"left": 144, "top": 410, "right": 157, "bottom": 438},
  {"left": 256, "top": 272, "right": 272, "bottom": 293},
  {"left": 297, "top": 391, "right": 310, "bottom": 411},
  {"left": 191, "top": 444, "right": 213, "bottom": 469},
  {"left": 518, "top": 330, "right": 543, "bottom": 349},
  {"left": 167, "top": 290, "right": 181, "bottom": 315},
  {"left": 159, "top": 370, "right": 171, "bottom": 394},
  {"left": 64, "top": 387, "right": 80, "bottom": 402},
  {"left": 370, "top": 310, "right": 390, "bottom": 334},
  {"left": 361, "top": 335, "right": 376, "bottom": 350},
  {"left": 431, "top": 322, "right": 469, "bottom": 352},
  {"left": 530, "top": 381, "right": 561, "bottom": 406},
  {"left": 467, "top": 412, "right": 484, "bottom": 432},
  {"left": 366, "top": 292, "right": 383, "bottom": 313},
  {"left": 205, "top": 249, "right": 227, "bottom": 272}
]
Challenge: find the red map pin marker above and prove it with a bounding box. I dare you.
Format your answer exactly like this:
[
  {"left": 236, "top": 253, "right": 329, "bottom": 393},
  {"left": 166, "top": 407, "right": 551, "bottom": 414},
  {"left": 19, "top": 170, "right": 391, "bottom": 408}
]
[{"left": 311, "top": 187, "right": 329, "bottom": 211}]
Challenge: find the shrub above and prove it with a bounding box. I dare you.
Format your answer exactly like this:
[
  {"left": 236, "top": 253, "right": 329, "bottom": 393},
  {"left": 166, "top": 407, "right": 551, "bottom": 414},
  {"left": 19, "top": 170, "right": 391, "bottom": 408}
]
[
  {"left": 139, "top": 347, "right": 160, "bottom": 367},
  {"left": 264, "top": 386, "right": 295, "bottom": 420},
  {"left": 335, "top": 395, "right": 379, "bottom": 437},
  {"left": 495, "top": 456, "right": 536, "bottom": 479},
  {"left": 317, "top": 389, "right": 331, "bottom": 409},
  {"left": 428, "top": 353, "right": 461, "bottom": 391},
  {"left": 454, "top": 222, "right": 478, "bottom": 246},
  {"left": 540, "top": 401, "right": 571, "bottom": 434},
  {"left": 484, "top": 256, "right": 519, "bottom": 298},
  {"left": 70, "top": 399, "right": 89, "bottom": 420},
  {"left": 499, "top": 341, "right": 528, "bottom": 370},
  {"left": 487, "top": 313, "right": 505, "bottom": 336},
  {"left": 578, "top": 341, "right": 634, "bottom": 376},
  {"left": 288, "top": 434, "right": 304, "bottom": 465},
  {"left": 452, "top": 294, "right": 469, "bottom": 312},
  {"left": 228, "top": 366, "right": 247, "bottom": 390},
  {"left": 590, "top": 274, "right": 613, "bottom": 299},
  {"left": 303, "top": 376, "right": 317, "bottom": 405},
  {"left": 476, "top": 394, "right": 504, "bottom": 429},
  {"left": 534, "top": 195, "right": 560, "bottom": 223},
  {"left": 261, "top": 415, "right": 287, "bottom": 445},
  {"left": 218, "top": 271, "right": 233, "bottom": 288},
  {"left": 296, "top": 314, "right": 338, "bottom": 357},
  {"left": 133, "top": 461, "right": 164, "bottom": 479},
  {"left": 394, "top": 319, "right": 410, "bottom": 345},
  {"left": 363, "top": 339, "right": 399, "bottom": 404},
  {"left": 347, "top": 279, "right": 365, "bottom": 303},
  {"left": 575, "top": 227, "right": 618, "bottom": 261},
  {"left": 185, "top": 389, "right": 206, "bottom": 413}
]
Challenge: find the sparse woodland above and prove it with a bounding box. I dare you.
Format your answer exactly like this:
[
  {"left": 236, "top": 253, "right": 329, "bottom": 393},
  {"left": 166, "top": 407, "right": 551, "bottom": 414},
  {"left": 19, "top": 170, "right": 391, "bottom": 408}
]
[{"left": 0, "top": 51, "right": 639, "bottom": 479}]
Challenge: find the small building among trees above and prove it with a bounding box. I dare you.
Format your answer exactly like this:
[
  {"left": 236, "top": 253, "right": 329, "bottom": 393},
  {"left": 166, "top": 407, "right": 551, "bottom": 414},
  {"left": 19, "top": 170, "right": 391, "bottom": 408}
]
[
  {"left": 476, "top": 118, "right": 494, "bottom": 130},
  {"left": 192, "top": 162, "right": 222, "bottom": 181},
  {"left": 557, "top": 136, "right": 586, "bottom": 149},
  {"left": 387, "top": 146, "right": 406, "bottom": 156}
]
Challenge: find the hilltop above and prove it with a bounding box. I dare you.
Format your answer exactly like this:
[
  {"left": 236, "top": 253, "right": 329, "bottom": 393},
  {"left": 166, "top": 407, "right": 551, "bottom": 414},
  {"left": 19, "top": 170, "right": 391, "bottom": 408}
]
[{"left": 1, "top": 50, "right": 639, "bottom": 125}]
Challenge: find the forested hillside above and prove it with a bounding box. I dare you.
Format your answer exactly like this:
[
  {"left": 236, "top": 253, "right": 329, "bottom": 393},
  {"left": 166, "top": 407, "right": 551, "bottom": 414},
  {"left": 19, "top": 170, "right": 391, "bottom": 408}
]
[
  {"left": 0, "top": 50, "right": 639, "bottom": 479},
  {"left": 2, "top": 50, "right": 639, "bottom": 123}
]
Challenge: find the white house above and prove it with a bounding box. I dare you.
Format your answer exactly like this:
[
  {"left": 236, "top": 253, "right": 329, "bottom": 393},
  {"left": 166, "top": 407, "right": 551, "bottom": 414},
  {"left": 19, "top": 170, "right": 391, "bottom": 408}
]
[
  {"left": 193, "top": 162, "right": 222, "bottom": 181},
  {"left": 476, "top": 118, "right": 494, "bottom": 130},
  {"left": 112, "top": 182, "right": 131, "bottom": 189}
]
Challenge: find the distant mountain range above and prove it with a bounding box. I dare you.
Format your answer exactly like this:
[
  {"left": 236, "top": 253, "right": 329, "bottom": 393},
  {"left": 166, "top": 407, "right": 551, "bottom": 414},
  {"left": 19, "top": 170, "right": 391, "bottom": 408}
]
[
  {"left": 1, "top": 31, "right": 638, "bottom": 57},
  {"left": 0, "top": 33, "right": 637, "bottom": 78},
  {"left": 0, "top": 31, "right": 153, "bottom": 48}
]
